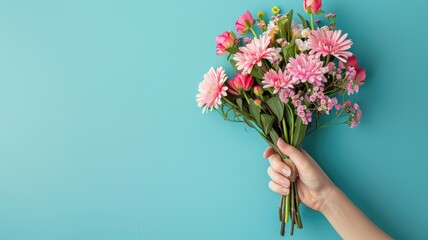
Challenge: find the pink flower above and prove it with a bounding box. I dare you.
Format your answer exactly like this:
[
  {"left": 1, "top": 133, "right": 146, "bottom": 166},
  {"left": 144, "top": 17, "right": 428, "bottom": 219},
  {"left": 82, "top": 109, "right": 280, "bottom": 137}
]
[
  {"left": 235, "top": 10, "right": 255, "bottom": 34},
  {"left": 355, "top": 68, "right": 366, "bottom": 85},
  {"left": 346, "top": 56, "right": 359, "bottom": 68},
  {"left": 304, "top": 0, "right": 322, "bottom": 13},
  {"left": 307, "top": 27, "right": 353, "bottom": 62},
  {"left": 228, "top": 73, "right": 254, "bottom": 95},
  {"left": 233, "top": 35, "right": 278, "bottom": 74},
  {"left": 286, "top": 54, "right": 327, "bottom": 87},
  {"left": 349, "top": 103, "right": 362, "bottom": 128},
  {"left": 346, "top": 56, "right": 366, "bottom": 85},
  {"left": 196, "top": 67, "right": 228, "bottom": 113},
  {"left": 262, "top": 69, "right": 293, "bottom": 94},
  {"left": 216, "top": 31, "right": 236, "bottom": 55}
]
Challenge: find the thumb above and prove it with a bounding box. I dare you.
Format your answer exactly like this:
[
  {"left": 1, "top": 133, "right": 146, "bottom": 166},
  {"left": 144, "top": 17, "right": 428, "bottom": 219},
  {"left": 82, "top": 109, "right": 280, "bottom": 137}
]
[{"left": 277, "top": 138, "right": 310, "bottom": 172}]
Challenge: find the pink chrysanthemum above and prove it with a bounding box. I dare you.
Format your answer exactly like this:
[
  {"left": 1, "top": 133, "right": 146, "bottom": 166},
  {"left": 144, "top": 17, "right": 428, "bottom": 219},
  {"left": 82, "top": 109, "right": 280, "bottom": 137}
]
[
  {"left": 307, "top": 27, "right": 353, "bottom": 62},
  {"left": 196, "top": 67, "right": 228, "bottom": 113},
  {"left": 233, "top": 35, "right": 278, "bottom": 74},
  {"left": 286, "top": 54, "right": 327, "bottom": 87},
  {"left": 262, "top": 69, "right": 293, "bottom": 94}
]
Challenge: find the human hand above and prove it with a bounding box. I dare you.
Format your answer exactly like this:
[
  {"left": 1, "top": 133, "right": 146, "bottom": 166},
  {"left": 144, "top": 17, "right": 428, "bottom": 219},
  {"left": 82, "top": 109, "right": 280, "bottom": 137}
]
[{"left": 264, "top": 138, "right": 338, "bottom": 212}]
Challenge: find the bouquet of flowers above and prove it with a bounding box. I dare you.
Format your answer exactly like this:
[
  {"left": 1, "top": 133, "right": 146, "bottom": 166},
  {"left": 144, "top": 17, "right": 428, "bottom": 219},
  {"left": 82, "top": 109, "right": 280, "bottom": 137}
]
[{"left": 196, "top": 0, "right": 366, "bottom": 236}]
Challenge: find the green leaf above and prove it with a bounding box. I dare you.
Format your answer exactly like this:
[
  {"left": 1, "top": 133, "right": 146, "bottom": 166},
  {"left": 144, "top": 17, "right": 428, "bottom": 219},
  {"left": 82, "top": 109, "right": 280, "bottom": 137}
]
[
  {"left": 282, "top": 39, "right": 296, "bottom": 62},
  {"left": 261, "top": 114, "right": 274, "bottom": 135},
  {"left": 236, "top": 98, "right": 243, "bottom": 111},
  {"left": 243, "top": 116, "right": 255, "bottom": 128},
  {"left": 297, "top": 13, "right": 310, "bottom": 29},
  {"left": 277, "top": 17, "right": 288, "bottom": 40},
  {"left": 250, "top": 65, "right": 264, "bottom": 79},
  {"left": 266, "top": 96, "right": 284, "bottom": 122},
  {"left": 285, "top": 9, "right": 293, "bottom": 41},
  {"left": 249, "top": 100, "right": 261, "bottom": 124},
  {"left": 292, "top": 117, "right": 308, "bottom": 147},
  {"left": 226, "top": 46, "right": 239, "bottom": 54},
  {"left": 269, "top": 129, "right": 280, "bottom": 146},
  {"left": 314, "top": 10, "right": 325, "bottom": 15},
  {"left": 230, "top": 59, "right": 239, "bottom": 72}
]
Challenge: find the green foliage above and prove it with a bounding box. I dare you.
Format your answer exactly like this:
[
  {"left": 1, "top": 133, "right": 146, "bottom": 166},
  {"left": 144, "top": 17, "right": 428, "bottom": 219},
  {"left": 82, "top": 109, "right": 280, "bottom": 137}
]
[
  {"left": 261, "top": 114, "right": 274, "bottom": 135},
  {"left": 249, "top": 100, "right": 261, "bottom": 124},
  {"left": 292, "top": 117, "right": 307, "bottom": 147},
  {"left": 297, "top": 13, "right": 310, "bottom": 29},
  {"left": 250, "top": 65, "right": 264, "bottom": 79},
  {"left": 266, "top": 96, "right": 284, "bottom": 122},
  {"left": 236, "top": 98, "right": 243, "bottom": 111},
  {"left": 282, "top": 39, "right": 296, "bottom": 63},
  {"left": 226, "top": 46, "right": 239, "bottom": 54},
  {"left": 230, "top": 59, "right": 239, "bottom": 72},
  {"left": 285, "top": 9, "right": 293, "bottom": 41}
]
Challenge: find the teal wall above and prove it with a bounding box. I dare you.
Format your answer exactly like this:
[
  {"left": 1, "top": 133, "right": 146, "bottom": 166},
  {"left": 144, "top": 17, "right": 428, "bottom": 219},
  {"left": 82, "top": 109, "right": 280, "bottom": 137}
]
[{"left": 0, "top": 0, "right": 427, "bottom": 239}]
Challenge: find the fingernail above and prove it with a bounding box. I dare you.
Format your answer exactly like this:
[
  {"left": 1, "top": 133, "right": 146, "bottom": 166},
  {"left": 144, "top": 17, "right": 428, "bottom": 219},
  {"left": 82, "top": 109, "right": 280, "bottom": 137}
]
[
  {"left": 282, "top": 188, "right": 289, "bottom": 195},
  {"left": 281, "top": 168, "right": 290, "bottom": 177},
  {"left": 277, "top": 138, "right": 287, "bottom": 148}
]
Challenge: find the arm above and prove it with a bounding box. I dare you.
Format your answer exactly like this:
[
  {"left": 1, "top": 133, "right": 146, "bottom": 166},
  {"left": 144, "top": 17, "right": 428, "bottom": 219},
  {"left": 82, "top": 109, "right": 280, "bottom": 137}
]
[{"left": 263, "top": 138, "right": 391, "bottom": 240}]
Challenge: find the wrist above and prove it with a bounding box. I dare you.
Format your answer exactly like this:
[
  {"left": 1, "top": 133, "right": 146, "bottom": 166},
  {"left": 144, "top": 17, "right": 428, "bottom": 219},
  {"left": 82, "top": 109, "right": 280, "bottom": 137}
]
[{"left": 319, "top": 185, "right": 344, "bottom": 217}]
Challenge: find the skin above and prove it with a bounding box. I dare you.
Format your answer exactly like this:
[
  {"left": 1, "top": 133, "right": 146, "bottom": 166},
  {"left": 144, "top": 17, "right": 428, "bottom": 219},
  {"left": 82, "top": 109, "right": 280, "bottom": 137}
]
[{"left": 264, "top": 138, "right": 392, "bottom": 240}]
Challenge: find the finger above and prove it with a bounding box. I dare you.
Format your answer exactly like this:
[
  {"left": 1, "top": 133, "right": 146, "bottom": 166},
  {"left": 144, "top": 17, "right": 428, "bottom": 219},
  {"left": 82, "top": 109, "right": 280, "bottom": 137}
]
[
  {"left": 267, "top": 166, "right": 290, "bottom": 187},
  {"left": 301, "top": 149, "right": 316, "bottom": 163},
  {"left": 268, "top": 153, "right": 291, "bottom": 177},
  {"left": 277, "top": 138, "right": 310, "bottom": 171},
  {"left": 268, "top": 180, "right": 290, "bottom": 195},
  {"left": 263, "top": 147, "right": 275, "bottom": 159}
]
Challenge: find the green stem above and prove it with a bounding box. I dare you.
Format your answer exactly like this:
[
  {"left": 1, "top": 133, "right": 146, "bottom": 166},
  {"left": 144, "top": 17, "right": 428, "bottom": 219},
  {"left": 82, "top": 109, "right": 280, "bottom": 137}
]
[
  {"left": 279, "top": 195, "right": 284, "bottom": 221},
  {"left": 242, "top": 91, "right": 251, "bottom": 104},
  {"left": 295, "top": 182, "right": 303, "bottom": 229},
  {"left": 223, "top": 98, "right": 238, "bottom": 109},
  {"left": 310, "top": 13, "right": 314, "bottom": 30},
  {"left": 285, "top": 194, "right": 290, "bottom": 223},
  {"left": 282, "top": 118, "right": 289, "bottom": 143},
  {"left": 324, "top": 55, "right": 331, "bottom": 67},
  {"left": 250, "top": 27, "right": 258, "bottom": 38}
]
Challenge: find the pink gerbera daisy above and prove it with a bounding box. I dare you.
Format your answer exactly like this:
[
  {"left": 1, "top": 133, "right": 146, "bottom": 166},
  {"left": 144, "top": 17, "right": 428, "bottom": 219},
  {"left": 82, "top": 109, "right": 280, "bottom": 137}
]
[
  {"left": 307, "top": 26, "right": 353, "bottom": 62},
  {"left": 262, "top": 69, "right": 293, "bottom": 94},
  {"left": 196, "top": 67, "right": 228, "bottom": 113},
  {"left": 233, "top": 35, "right": 278, "bottom": 75},
  {"left": 286, "top": 54, "right": 327, "bottom": 87}
]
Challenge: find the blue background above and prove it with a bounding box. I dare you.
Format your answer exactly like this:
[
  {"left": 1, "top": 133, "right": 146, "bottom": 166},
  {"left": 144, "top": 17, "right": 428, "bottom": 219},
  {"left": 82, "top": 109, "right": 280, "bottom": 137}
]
[{"left": 0, "top": 0, "right": 427, "bottom": 239}]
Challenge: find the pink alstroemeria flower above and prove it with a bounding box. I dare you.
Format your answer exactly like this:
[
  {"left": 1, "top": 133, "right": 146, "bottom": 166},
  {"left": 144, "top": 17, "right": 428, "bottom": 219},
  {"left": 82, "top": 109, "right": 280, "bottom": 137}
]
[
  {"left": 228, "top": 73, "right": 254, "bottom": 95},
  {"left": 216, "top": 31, "right": 236, "bottom": 55},
  {"left": 235, "top": 10, "right": 255, "bottom": 34}
]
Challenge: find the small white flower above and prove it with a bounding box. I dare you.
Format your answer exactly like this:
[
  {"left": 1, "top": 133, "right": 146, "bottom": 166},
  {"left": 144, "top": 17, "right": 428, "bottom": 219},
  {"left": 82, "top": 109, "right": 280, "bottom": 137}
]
[
  {"left": 291, "top": 21, "right": 303, "bottom": 38},
  {"left": 296, "top": 39, "right": 309, "bottom": 51},
  {"left": 263, "top": 20, "right": 279, "bottom": 37},
  {"left": 301, "top": 28, "right": 311, "bottom": 38}
]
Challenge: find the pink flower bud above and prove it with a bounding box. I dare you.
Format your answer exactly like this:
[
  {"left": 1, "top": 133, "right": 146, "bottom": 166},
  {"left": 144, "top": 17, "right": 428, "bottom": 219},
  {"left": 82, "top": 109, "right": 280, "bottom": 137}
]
[
  {"left": 215, "top": 31, "right": 236, "bottom": 55},
  {"left": 253, "top": 85, "right": 264, "bottom": 96},
  {"left": 254, "top": 98, "right": 262, "bottom": 107},
  {"left": 235, "top": 10, "right": 255, "bottom": 34},
  {"left": 228, "top": 73, "right": 254, "bottom": 95},
  {"left": 303, "top": 0, "right": 322, "bottom": 14}
]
